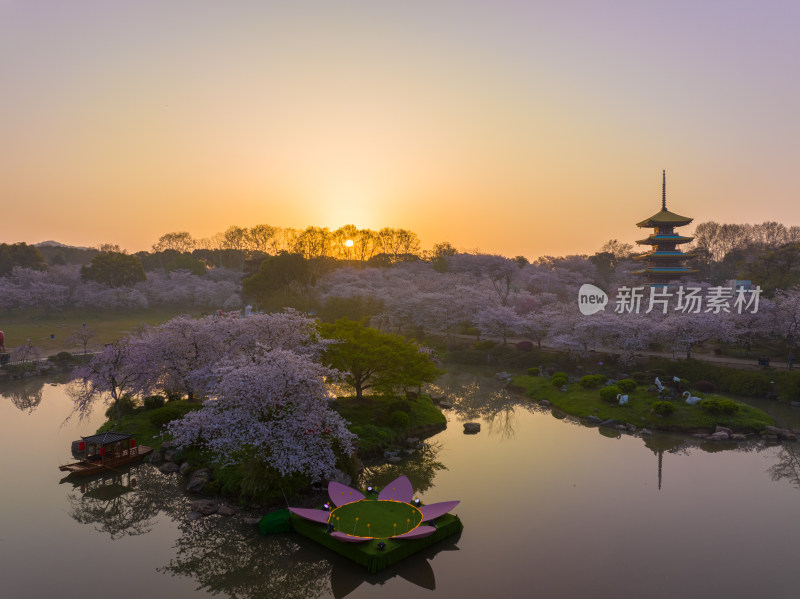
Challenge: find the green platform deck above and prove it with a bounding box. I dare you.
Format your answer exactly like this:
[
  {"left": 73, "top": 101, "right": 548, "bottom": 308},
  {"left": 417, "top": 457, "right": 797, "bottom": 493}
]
[{"left": 288, "top": 511, "right": 463, "bottom": 573}]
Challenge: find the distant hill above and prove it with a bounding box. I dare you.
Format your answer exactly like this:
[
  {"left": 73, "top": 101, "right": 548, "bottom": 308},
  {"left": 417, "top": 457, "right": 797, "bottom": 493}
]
[
  {"left": 36, "top": 240, "right": 93, "bottom": 250},
  {"left": 35, "top": 241, "right": 98, "bottom": 266}
]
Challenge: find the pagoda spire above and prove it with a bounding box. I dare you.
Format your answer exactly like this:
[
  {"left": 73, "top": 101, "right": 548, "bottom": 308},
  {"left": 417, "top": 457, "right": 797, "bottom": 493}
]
[{"left": 661, "top": 169, "right": 666, "bottom": 211}]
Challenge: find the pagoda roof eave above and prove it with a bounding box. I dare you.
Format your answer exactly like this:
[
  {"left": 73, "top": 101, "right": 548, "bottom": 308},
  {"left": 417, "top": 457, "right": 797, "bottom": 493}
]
[
  {"left": 636, "top": 209, "right": 693, "bottom": 228},
  {"left": 636, "top": 235, "right": 694, "bottom": 244}
]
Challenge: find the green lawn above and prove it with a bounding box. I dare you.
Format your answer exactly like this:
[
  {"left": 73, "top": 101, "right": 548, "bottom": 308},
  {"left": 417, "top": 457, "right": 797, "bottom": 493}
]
[
  {"left": 1, "top": 307, "right": 203, "bottom": 356},
  {"left": 514, "top": 375, "right": 775, "bottom": 433},
  {"left": 330, "top": 498, "right": 423, "bottom": 538}
]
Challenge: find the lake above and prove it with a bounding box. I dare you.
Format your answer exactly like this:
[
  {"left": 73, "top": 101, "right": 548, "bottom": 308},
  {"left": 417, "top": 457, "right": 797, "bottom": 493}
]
[{"left": 1, "top": 370, "right": 799, "bottom": 598}]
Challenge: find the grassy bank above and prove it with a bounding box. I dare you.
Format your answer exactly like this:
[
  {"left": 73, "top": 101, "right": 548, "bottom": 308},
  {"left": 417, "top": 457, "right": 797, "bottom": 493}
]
[
  {"left": 1, "top": 307, "right": 202, "bottom": 355},
  {"left": 514, "top": 375, "right": 775, "bottom": 433}
]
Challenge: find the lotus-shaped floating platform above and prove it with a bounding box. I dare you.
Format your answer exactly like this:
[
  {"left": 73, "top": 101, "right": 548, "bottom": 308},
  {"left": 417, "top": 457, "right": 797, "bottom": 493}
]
[{"left": 288, "top": 475, "right": 463, "bottom": 572}]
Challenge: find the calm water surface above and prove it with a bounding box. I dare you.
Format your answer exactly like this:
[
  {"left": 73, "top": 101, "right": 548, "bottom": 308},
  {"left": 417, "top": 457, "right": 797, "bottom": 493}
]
[{"left": 1, "top": 372, "right": 799, "bottom": 599}]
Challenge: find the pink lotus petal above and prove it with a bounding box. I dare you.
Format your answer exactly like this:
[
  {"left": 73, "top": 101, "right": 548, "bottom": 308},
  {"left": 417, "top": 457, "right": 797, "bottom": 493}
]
[
  {"left": 392, "top": 525, "right": 436, "bottom": 540},
  {"left": 377, "top": 475, "right": 413, "bottom": 503},
  {"left": 331, "top": 531, "right": 371, "bottom": 543},
  {"left": 328, "top": 481, "right": 366, "bottom": 506},
  {"left": 419, "top": 500, "right": 460, "bottom": 522},
  {"left": 289, "top": 507, "right": 331, "bottom": 524}
]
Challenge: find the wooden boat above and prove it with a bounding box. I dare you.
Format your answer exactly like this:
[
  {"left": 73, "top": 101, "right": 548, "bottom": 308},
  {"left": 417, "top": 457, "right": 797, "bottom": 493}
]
[{"left": 59, "top": 431, "right": 153, "bottom": 476}]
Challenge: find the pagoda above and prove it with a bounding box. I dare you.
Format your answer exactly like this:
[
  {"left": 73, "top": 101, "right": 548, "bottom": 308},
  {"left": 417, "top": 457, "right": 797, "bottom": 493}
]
[{"left": 632, "top": 171, "right": 697, "bottom": 285}]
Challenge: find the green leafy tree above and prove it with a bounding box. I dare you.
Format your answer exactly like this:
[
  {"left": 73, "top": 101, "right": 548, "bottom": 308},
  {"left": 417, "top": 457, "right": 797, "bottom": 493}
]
[
  {"left": 319, "top": 318, "right": 442, "bottom": 400},
  {"left": 80, "top": 252, "right": 146, "bottom": 287},
  {"left": 0, "top": 242, "right": 47, "bottom": 276},
  {"left": 242, "top": 252, "right": 311, "bottom": 306}
]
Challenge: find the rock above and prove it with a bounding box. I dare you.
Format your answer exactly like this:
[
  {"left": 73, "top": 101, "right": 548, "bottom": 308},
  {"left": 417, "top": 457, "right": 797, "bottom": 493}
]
[
  {"left": 708, "top": 431, "right": 730, "bottom": 441},
  {"left": 383, "top": 450, "right": 399, "bottom": 459},
  {"left": 187, "top": 511, "right": 203, "bottom": 521},
  {"left": 539, "top": 399, "right": 551, "bottom": 407},
  {"left": 193, "top": 468, "right": 212, "bottom": 479},
  {"left": 217, "top": 505, "right": 237, "bottom": 516},
  {"left": 692, "top": 433, "right": 709, "bottom": 438},
  {"left": 731, "top": 434, "right": 748, "bottom": 441},
  {"left": 179, "top": 462, "right": 192, "bottom": 475},
  {"left": 587, "top": 415, "right": 602, "bottom": 424},
  {"left": 243, "top": 517, "right": 261, "bottom": 526},
  {"left": 164, "top": 448, "right": 182, "bottom": 462},
  {"left": 559, "top": 386, "right": 568, "bottom": 392},
  {"left": 791, "top": 401, "right": 800, "bottom": 408},
  {"left": 715, "top": 426, "right": 733, "bottom": 435},
  {"left": 641, "top": 428, "right": 653, "bottom": 435},
  {"left": 148, "top": 451, "right": 164, "bottom": 464},
  {"left": 331, "top": 469, "right": 352, "bottom": 486},
  {"left": 765, "top": 425, "right": 797, "bottom": 440},
  {"left": 438, "top": 401, "right": 453, "bottom": 409},
  {"left": 387, "top": 456, "right": 402, "bottom": 464},
  {"left": 463, "top": 422, "right": 481, "bottom": 434},
  {"left": 599, "top": 418, "right": 618, "bottom": 428},
  {"left": 191, "top": 499, "right": 218, "bottom": 515},
  {"left": 159, "top": 462, "right": 180, "bottom": 474},
  {"left": 626, "top": 424, "right": 637, "bottom": 433},
  {"left": 406, "top": 437, "right": 420, "bottom": 447},
  {"left": 402, "top": 449, "right": 416, "bottom": 455},
  {"left": 186, "top": 476, "right": 208, "bottom": 493},
  {"left": 615, "top": 424, "right": 628, "bottom": 431}
]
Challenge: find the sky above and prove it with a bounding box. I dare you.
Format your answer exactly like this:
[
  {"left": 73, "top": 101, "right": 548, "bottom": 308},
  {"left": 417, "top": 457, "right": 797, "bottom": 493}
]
[{"left": 2, "top": 0, "right": 799, "bottom": 259}]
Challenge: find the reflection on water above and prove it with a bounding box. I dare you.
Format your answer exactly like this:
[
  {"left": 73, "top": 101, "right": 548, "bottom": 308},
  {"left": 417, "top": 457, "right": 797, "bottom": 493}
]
[
  {"left": 64, "top": 465, "right": 168, "bottom": 539},
  {"left": 359, "top": 441, "right": 446, "bottom": 494},
  {"left": 768, "top": 443, "right": 800, "bottom": 489},
  {"left": 427, "top": 369, "right": 534, "bottom": 439},
  {"left": 3, "top": 373, "right": 800, "bottom": 598},
  {"left": 3, "top": 377, "right": 46, "bottom": 412}
]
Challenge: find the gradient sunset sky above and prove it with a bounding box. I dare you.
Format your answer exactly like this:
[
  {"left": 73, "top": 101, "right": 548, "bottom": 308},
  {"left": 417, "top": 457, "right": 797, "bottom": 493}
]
[{"left": 2, "top": 1, "right": 798, "bottom": 258}]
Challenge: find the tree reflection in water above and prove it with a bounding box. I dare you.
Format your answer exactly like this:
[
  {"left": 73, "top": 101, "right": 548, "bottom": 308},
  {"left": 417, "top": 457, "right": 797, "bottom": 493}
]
[
  {"left": 360, "top": 441, "right": 446, "bottom": 494},
  {"left": 428, "top": 369, "right": 533, "bottom": 439},
  {"left": 64, "top": 464, "right": 172, "bottom": 540},
  {"left": 768, "top": 443, "right": 800, "bottom": 489},
  {"left": 3, "top": 377, "right": 45, "bottom": 412}
]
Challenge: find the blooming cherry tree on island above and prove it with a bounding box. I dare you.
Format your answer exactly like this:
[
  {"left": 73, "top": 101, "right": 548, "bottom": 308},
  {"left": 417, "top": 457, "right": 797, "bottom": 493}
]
[{"left": 168, "top": 349, "right": 354, "bottom": 481}]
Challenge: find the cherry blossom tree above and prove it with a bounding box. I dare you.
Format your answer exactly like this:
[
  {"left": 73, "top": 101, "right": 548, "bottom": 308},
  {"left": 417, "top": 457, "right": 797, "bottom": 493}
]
[
  {"left": 168, "top": 350, "right": 354, "bottom": 482},
  {"left": 68, "top": 338, "right": 148, "bottom": 424}
]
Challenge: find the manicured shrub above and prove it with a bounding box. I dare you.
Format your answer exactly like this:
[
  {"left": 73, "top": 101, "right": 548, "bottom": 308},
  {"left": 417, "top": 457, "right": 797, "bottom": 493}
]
[
  {"left": 726, "top": 372, "right": 771, "bottom": 398},
  {"left": 652, "top": 401, "right": 676, "bottom": 416},
  {"left": 616, "top": 378, "right": 637, "bottom": 393},
  {"left": 580, "top": 374, "right": 607, "bottom": 389},
  {"left": 552, "top": 374, "right": 568, "bottom": 387},
  {"left": 143, "top": 395, "right": 166, "bottom": 410},
  {"left": 599, "top": 385, "right": 622, "bottom": 402},
  {"left": 631, "top": 371, "right": 650, "bottom": 385},
  {"left": 54, "top": 351, "right": 73, "bottom": 361},
  {"left": 388, "top": 410, "right": 410, "bottom": 428},
  {"left": 694, "top": 380, "right": 716, "bottom": 393},
  {"left": 700, "top": 398, "right": 740, "bottom": 415},
  {"left": 527, "top": 366, "right": 540, "bottom": 376}
]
